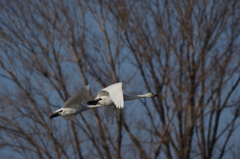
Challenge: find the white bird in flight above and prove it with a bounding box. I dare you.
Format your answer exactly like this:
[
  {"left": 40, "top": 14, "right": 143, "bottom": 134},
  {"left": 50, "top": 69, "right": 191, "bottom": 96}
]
[{"left": 49, "top": 82, "right": 157, "bottom": 125}]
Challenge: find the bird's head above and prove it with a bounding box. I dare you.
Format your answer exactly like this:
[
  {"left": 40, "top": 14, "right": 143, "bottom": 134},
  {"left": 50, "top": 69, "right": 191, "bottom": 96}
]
[{"left": 146, "top": 92, "right": 158, "bottom": 98}]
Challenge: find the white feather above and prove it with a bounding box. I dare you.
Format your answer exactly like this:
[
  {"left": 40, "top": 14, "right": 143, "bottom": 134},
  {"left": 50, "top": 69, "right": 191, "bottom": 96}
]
[
  {"left": 64, "top": 85, "right": 89, "bottom": 109},
  {"left": 102, "top": 105, "right": 115, "bottom": 126},
  {"left": 100, "top": 83, "right": 124, "bottom": 108},
  {"left": 62, "top": 115, "right": 77, "bottom": 121}
]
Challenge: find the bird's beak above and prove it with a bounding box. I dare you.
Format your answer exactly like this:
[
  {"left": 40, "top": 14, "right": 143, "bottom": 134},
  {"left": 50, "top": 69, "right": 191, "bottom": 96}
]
[{"left": 153, "top": 93, "right": 158, "bottom": 97}]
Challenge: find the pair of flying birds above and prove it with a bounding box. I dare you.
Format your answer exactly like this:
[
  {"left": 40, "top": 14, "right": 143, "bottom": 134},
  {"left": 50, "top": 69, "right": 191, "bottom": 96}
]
[{"left": 49, "top": 82, "right": 157, "bottom": 125}]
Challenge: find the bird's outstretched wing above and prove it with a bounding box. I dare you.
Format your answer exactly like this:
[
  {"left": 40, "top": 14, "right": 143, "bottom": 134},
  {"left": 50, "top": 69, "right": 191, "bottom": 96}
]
[
  {"left": 103, "top": 105, "right": 115, "bottom": 126},
  {"left": 62, "top": 115, "right": 77, "bottom": 121},
  {"left": 64, "top": 85, "right": 89, "bottom": 108},
  {"left": 98, "top": 82, "right": 124, "bottom": 108}
]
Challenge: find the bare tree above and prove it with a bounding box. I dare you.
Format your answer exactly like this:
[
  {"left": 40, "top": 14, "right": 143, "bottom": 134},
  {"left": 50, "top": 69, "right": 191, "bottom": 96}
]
[{"left": 0, "top": 0, "right": 240, "bottom": 159}]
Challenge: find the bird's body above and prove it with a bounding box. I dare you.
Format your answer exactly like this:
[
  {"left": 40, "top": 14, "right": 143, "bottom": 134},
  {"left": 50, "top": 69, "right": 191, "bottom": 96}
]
[
  {"left": 49, "top": 82, "right": 157, "bottom": 125},
  {"left": 98, "top": 96, "right": 114, "bottom": 106},
  {"left": 87, "top": 82, "right": 157, "bottom": 125},
  {"left": 49, "top": 85, "right": 90, "bottom": 121}
]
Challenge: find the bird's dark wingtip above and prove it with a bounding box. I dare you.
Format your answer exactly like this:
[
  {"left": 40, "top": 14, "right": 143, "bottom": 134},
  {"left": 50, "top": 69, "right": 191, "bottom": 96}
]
[
  {"left": 87, "top": 100, "right": 99, "bottom": 105},
  {"left": 87, "top": 98, "right": 102, "bottom": 105},
  {"left": 49, "top": 110, "right": 62, "bottom": 119}
]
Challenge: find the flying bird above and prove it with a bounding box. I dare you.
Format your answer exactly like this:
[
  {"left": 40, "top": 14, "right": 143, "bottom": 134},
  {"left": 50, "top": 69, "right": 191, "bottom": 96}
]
[
  {"left": 49, "top": 85, "right": 90, "bottom": 121},
  {"left": 49, "top": 82, "right": 157, "bottom": 125},
  {"left": 86, "top": 82, "right": 157, "bottom": 125}
]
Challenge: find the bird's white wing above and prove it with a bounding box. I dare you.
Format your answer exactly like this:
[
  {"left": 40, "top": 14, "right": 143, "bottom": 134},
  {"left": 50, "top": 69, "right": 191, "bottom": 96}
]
[
  {"left": 64, "top": 85, "right": 89, "bottom": 108},
  {"left": 62, "top": 115, "right": 77, "bottom": 121},
  {"left": 103, "top": 105, "right": 115, "bottom": 126},
  {"left": 99, "top": 82, "right": 124, "bottom": 108}
]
